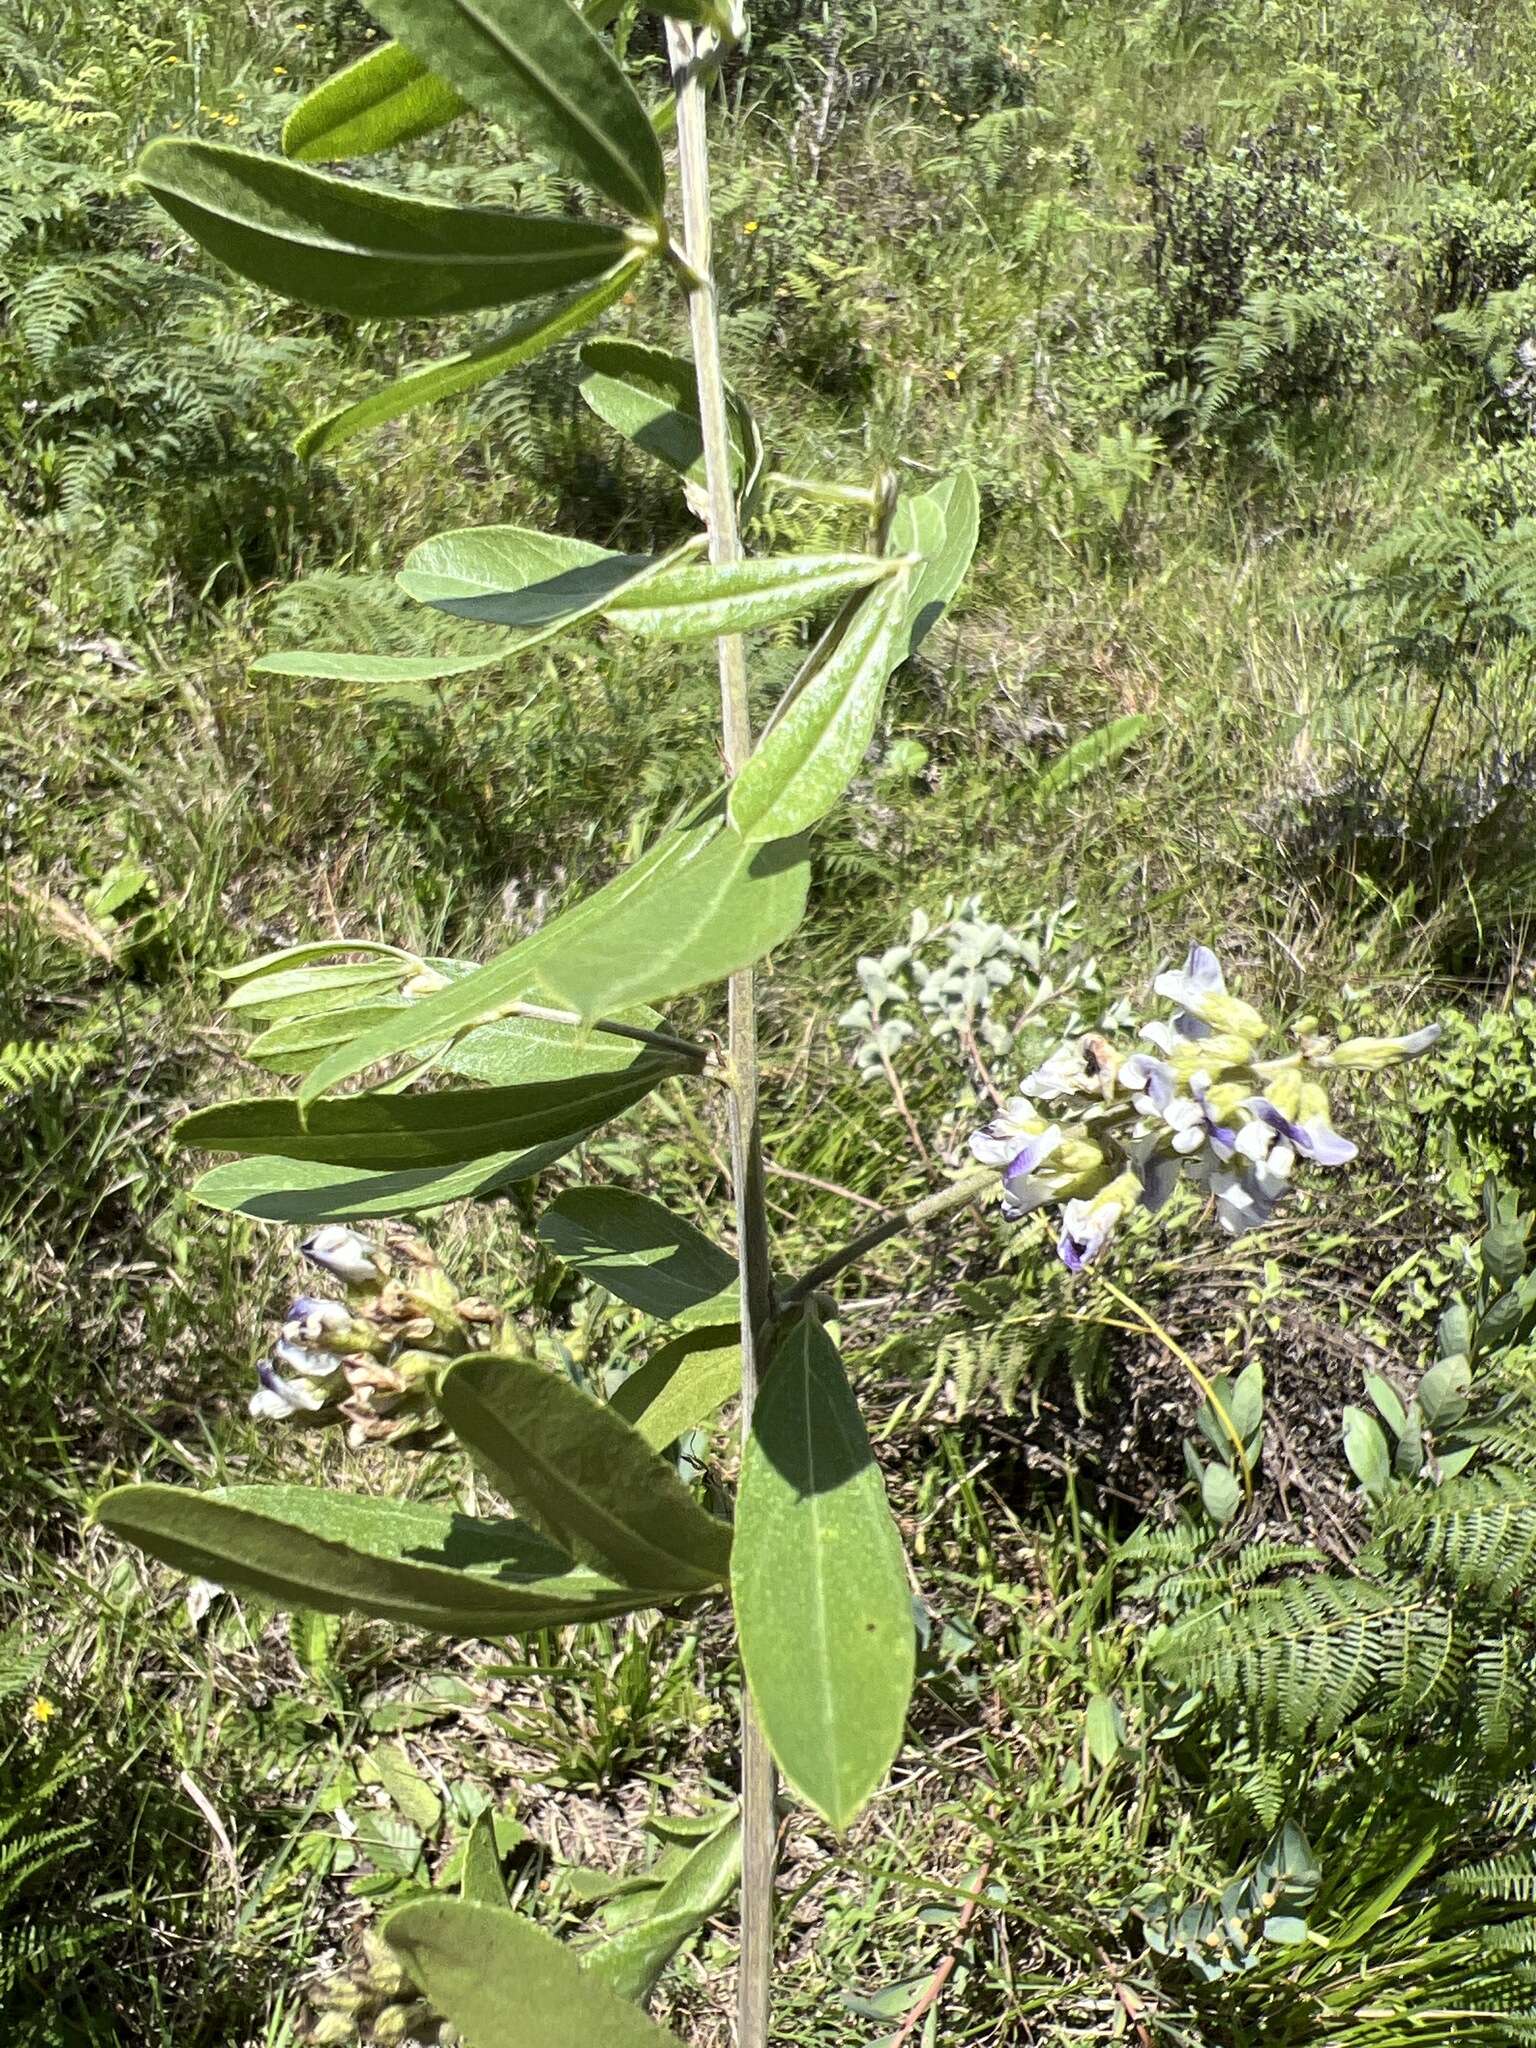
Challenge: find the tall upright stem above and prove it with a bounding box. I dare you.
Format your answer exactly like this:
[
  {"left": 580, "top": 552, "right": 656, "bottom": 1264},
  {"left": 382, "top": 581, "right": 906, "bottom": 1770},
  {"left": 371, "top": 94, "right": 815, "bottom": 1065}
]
[{"left": 666, "top": 20, "right": 778, "bottom": 2048}]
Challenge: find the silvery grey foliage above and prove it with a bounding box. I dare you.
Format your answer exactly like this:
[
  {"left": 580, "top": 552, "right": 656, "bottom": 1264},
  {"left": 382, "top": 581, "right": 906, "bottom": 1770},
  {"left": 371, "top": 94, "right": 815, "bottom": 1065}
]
[{"left": 838, "top": 895, "right": 1125, "bottom": 1086}]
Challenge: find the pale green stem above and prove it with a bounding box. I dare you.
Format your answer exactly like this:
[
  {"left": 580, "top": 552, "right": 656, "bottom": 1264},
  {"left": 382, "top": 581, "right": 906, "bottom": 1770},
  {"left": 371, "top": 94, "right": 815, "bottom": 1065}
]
[
  {"left": 781, "top": 1166, "right": 998, "bottom": 1307},
  {"left": 665, "top": 20, "right": 778, "bottom": 2048}
]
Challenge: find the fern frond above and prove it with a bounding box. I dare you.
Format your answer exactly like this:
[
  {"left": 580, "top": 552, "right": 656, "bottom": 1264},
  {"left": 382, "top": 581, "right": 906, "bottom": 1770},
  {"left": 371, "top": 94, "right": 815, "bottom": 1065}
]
[{"left": 0, "top": 1039, "right": 96, "bottom": 1100}]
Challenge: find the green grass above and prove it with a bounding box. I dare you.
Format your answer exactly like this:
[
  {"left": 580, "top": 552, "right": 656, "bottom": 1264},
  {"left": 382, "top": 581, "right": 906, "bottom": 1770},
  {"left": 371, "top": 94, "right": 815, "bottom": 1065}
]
[{"left": 7, "top": 0, "right": 1536, "bottom": 2040}]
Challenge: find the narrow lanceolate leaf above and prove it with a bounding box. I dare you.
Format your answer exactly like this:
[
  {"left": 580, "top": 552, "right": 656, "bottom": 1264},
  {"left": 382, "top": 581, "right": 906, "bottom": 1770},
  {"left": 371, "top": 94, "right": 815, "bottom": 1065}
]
[
  {"left": 609, "top": 1328, "right": 741, "bottom": 1450},
  {"left": 888, "top": 468, "right": 980, "bottom": 659},
  {"left": 440, "top": 1356, "right": 732, "bottom": 1590},
  {"left": 385, "top": 1899, "right": 681, "bottom": 2048},
  {"left": 134, "top": 139, "right": 637, "bottom": 319},
  {"left": 177, "top": 1060, "right": 680, "bottom": 1171},
  {"left": 606, "top": 552, "right": 901, "bottom": 643},
  {"left": 298, "top": 795, "right": 809, "bottom": 1103},
  {"left": 586, "top": 1808, "right": 742, "bottom": 2004},
  {"left": 222, "top": 959, "right": 409, "bottom": 1022},
  {"left": 296, "top": 253, "right": 647, "bottom": 460},
  {"left": 96, "top": 1484, "right": 658, "bottom": 1634},
  {"left": 537, "top": 1188, "right": 737, "bottom": 1323},
  {"left": 729, "top": 570, "right": 911, "bottom": 843},
  {"left": 1032, "top": 714, "right": 1152, "bottom": 801},
  {"left": 188, "top": 1141, "right": 577, "bottom": 1223},
  {"left": 218, "top": 939, "right": 412, "bottom": 984},
  {"left": 370, "top": 0, "right": 664, "bottom": 223},
  {"left": 733, "top": 1314, "right": 915, "bottom": 1829},
  {"left": 282, "top": 42, "right": 467, "bottom": 161},
  {"left": 253, "top": 645, "right": 511, "bottom": 685},
  {"left": 577, "top": 338, "right": 752, "bottom": 489}
]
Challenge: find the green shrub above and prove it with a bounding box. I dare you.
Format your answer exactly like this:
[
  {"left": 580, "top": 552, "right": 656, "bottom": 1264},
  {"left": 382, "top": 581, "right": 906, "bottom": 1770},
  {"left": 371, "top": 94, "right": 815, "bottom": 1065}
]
[
  {"left": 1420, "top": 185, "right": 1536, "bottom": 314},
  {"left": 1135, "top": 125, "right": 1382, "bottom": 433},
  {"left": 1420, "top": 1000, "right": 1536, "bottom": 1192}
]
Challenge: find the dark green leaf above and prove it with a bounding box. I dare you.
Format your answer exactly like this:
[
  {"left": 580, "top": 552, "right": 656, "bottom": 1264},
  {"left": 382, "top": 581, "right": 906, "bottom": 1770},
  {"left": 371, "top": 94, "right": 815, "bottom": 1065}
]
[
  {"left": 1364, "top": 1371, "right": 1408, "bottom": 1440},
  {"left": 297, "top": 796, "right": 809, "bottom": 1102},
  {"left": 134, "top": 139, "right": 637, "bottom": 319},
  {"left": 586, "top": 1808, "right": 741, "bottom": 2004},
  {"left": 440, "top": 1356, "right": 731, "bottom": 1590},
  {"left": 1200, "top": 1463, "right": 1241, "bottom": 1525},
  {"left": 385, "top": 1898, "right": 680, "bottom": 2047},
  {"left": 188, "top": 1142, "right": 576, "bottom": 1222},
  {"left": 537, "top": 1188, "right": 736, "bottom": 1323},
  {"left": 96, "top": 1483, "right": 658, "bottom": 1633},
  {"left": 296, "top": 254, "right": 647, "bottom": 459},
  {"left": 370, "top": 0, "right": 664, "bottom": 223},
  {"left": 728, "top": 571, "right": 910, "bottom": 843},
  {"left": 178, "top": 1060, "right": 678, "bottom": 1171},
  {"left": 609, "top": 1328, "right": 741, "bottom": 1449},
  {"left": 732, "top": 1314, "right": 915, "bottom": 1829},
  {"left": 1417, "top": 1355, "right": 1471, "bottom": 1429},
  {"left": 282, "top": 42, "right": 466, "bottom": 161}
]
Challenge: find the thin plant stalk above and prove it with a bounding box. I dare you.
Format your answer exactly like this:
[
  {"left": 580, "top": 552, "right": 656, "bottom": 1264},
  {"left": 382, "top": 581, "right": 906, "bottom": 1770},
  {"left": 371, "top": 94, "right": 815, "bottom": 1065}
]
[{"left": 666, "top": 19, "right": 778, "bottom": 2047}]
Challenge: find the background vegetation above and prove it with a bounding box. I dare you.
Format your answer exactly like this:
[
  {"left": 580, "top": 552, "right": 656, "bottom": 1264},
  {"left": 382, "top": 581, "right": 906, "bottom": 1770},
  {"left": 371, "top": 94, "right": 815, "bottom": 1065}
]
[{"left": 6, "top": 0, "right": 1536, "bottom": 2040}]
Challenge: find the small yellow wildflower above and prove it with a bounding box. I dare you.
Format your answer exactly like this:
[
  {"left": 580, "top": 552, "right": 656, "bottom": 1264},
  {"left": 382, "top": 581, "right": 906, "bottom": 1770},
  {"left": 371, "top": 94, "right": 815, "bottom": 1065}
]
[
  {"left": 30, "top": 1698, "right": 56, "bottom": 1725},
  {"left": 273, "top": 65, "right": 287, "bottom": 76},
  {"left": 943, "top": 367, "right": 960, "bottom": 382},
  {"left": 742, "top": 219, "right": 759, "bottom": 235}
]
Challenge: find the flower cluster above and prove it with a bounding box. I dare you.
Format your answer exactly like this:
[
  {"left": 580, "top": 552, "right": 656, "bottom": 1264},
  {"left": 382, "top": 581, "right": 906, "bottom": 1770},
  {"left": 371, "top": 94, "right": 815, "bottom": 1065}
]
[
  {"left": 970, "top": 945, "right": 1441, "bottom": 1271},
  {"left": 249, "top": 1224, "right": 507, "bottom": 1447}
]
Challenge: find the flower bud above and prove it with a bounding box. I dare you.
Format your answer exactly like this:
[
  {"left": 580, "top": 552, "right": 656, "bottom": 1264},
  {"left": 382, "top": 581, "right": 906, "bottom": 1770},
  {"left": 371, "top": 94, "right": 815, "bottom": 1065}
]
[
  {"left": 1318, "top": 1023, "right": 1442, "bottom": 1072},
  {"left": 307, "top": 2012, "right": 357, "bottom": 2045},
  {"left": 360, "top": 1934, "right": 412, "bottom": 1997},
  {"left": 283, "top": 1298, "right": 384, "bottom": 1356}
]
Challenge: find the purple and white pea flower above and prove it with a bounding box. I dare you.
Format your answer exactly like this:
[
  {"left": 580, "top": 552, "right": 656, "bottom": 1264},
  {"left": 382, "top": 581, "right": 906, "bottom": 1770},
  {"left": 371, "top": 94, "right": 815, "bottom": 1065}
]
[
  {"left": 1017, "top": 1041, "right": 1101, "bottom": 1103},
  {"left": 1153, "top": 944, "right": 1267, "bottom": 1043},
  {"left": 273, "top": 1337, "right": 346, "bottom": 1380},
  {"left": 970, "top": 1103, "right": 1066, "bottom": 1217},
  {"left": 1242, "top": 1094, "right": 1357, "bottom": 1166},
  {"left": 248, "top": 1358, "right": 331, "bottom": 1422},
  {"left": 1056, "top": 1169, "right": 1143, "bottom": 1271},
  {"left": 300, "top": 1225, "right": 387, "bottom": 1289}
]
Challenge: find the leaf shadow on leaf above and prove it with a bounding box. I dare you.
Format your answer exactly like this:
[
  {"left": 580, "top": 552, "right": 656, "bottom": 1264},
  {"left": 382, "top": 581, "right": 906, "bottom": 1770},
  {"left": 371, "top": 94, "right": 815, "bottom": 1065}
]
[
  {"left": 427, "top": 554, "right": 656, "bottom": 626},
  {"left": 404, "top": 1511, "right": 574, "bottom": 1580},
  {"left": 751, "top": 1354, "right": 874, "bottom": 1500}
]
